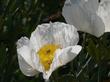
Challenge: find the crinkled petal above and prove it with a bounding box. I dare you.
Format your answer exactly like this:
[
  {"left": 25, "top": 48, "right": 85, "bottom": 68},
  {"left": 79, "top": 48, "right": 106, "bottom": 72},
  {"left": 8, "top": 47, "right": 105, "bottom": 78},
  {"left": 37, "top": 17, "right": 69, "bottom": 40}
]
[
  {"left": 98, "top": 0, "right": 110, "bottom": 32},
  {"left": 17, "top": 37, "right": 38, "bottom": 76},
  {"left": 17, "top": 37, "right": 29, "bottom": 49},
  {"left": 18, "top": 55, "right": 38, "bottom": 76},
  {"left": 42, "top": 45, "right": 82, "bottom": 80},
  {"left": 30, "top": 22, "right": 79, "bottom": 50},
  {"left": 53, "top": 45, "right": 82, "bottom": 70},
  {"left": 53, "top": 22, "right": 79, "bottom": 48},
  {"left": 17, "top": 37, "right": 34, "bottom": 68},
  {"left": 31, "top": 51, "right": 44, "bottom": 73},
  {"left": 62, "top": 0, "right": 105, "bottom": 37}
]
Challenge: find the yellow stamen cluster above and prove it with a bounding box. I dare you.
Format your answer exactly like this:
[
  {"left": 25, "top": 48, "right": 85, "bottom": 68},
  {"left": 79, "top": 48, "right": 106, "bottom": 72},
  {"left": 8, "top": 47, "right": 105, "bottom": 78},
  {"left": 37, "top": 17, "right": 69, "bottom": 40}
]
[{"left": 37, "top": 44, "right": 59, "bottom": 71}]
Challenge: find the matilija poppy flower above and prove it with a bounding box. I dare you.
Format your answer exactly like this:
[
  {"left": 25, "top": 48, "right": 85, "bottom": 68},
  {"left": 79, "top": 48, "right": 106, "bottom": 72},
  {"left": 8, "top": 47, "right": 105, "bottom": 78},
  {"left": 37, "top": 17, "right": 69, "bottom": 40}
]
[
  {"left": 62, "top": 0, "right": 110, "bottom": 37},
  {"left": 16, "top": 22, "right": 82, "bottom": 81},
  {"left": 98, "top": 0, "right": 110, "bottom": 32}
]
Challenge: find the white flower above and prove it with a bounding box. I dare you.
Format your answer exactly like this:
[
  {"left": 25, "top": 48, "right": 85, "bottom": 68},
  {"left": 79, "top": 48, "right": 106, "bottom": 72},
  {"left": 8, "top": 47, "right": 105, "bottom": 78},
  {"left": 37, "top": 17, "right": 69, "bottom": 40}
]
[
  {"left": 62, "top": 0, "right": 110, "bottom": 37},
  {"left": 98, "top": 0, "right": 110, "bottom": 32},
  {"left": 16, "top": 22, "right": 82, "bottom": 80}
]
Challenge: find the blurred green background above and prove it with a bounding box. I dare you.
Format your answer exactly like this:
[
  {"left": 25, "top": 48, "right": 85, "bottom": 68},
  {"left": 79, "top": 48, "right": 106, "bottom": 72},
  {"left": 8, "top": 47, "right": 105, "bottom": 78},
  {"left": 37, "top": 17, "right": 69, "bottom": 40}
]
[{"left": 0, "top": 0, "right": 110, "bottom": 82}]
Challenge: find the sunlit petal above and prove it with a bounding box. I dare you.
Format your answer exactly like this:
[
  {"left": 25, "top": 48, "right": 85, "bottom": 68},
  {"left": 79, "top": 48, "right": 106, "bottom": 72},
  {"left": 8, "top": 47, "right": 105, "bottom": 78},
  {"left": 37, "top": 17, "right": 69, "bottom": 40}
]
[
  {"left": 17, "top": 37, "right": 34, "bottom": 67},
  {"left": 53, "top": 45, "right": 82, "bottom": 69},
  {"left": 42, "top": 45, "right": 82, "bottom": 80},
  {"left": 52, "top": 22, "right": 79, "bottom": 47},
  {"left": 17, "top": 37, "right": 38, "bottom": 76},
  {"left": 18, "top": 55, "right": 38, "bottom": 76},
  {"left": 31, "top": 51, "right": 44, "bottom": 73},
  {"left": 62, "top": 0, "right": 105, "bottom": 37},
  {"left": 30, "top": 22, "right": 79, "bottom": 50},
  {"left": 98, "top": 0, "right": 110, "bottom": 32}
]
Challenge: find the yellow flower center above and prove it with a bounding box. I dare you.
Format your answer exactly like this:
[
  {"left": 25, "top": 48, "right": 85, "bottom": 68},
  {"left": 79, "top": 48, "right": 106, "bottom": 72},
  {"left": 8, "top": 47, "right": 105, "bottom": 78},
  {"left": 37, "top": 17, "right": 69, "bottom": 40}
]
[{"left": 37, "top": 44, "right": 59, "bottom": 71}]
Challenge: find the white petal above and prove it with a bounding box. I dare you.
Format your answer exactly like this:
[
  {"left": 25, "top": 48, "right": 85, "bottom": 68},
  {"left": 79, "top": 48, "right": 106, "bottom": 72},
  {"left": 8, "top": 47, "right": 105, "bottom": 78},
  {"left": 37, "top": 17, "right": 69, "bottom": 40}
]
[
  {"left": 98, "top": 0, "right": 110, "bottom": 32},
  {"left": 42, "top": 45, "right": 82, "bottom": 80},
  {"left": 70, "top": 0, "right": 99, "bottom": 12},
  {"left": 17, "top": 37, "right": 38, "bottom": 76},
  {"left": 53, "top": 22, "right": 79, "bottom": 48},
  {"left": 30, "top": 22, "right": 79, "bottom": 51},
  {"left": 17, "top": 37, "right": 29, "bottom": 49},
  {"left": 17, "top": 37, "right": 34, "bottom": 68},
  {"left": 55, "top": 45, "right": 82, "bottom": 67},
  {"left": 18, "top": 55, "right": 38, "bottom": 76},
  {"left": 62, "top": 0, "right": 105, "bottom": 37},
  {"left": 30, "top": 27, "right": 47, "bottom": 52},
  {"left": 31, "top": 52, "right": 44, "bottom": 73}
]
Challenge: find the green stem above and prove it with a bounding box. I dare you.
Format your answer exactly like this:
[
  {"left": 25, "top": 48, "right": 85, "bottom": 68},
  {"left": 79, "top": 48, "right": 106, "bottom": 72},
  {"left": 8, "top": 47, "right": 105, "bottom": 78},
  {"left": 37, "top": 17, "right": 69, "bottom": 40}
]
[
  {"left": 98, "top": 64, "right": 101, "bottom": 82},
  {"left": 45, "top": 79, "right": 50, "bottom": 82}
]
